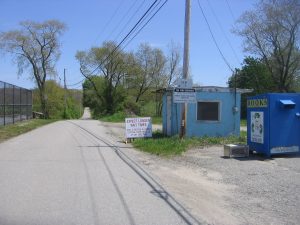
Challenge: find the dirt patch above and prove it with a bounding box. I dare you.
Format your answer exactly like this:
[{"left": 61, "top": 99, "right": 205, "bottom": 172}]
[{"left": 103, "top": 121, "right": 300, "bottom": 225}]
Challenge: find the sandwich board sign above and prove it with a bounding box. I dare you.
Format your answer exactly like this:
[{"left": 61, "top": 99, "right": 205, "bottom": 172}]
[{"left": 125, "top": 117, "right": 152, "bottom": 139}]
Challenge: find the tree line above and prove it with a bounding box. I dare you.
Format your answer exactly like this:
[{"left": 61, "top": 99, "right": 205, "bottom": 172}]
[
  {"left": 228, "top": 0, "right": 300, "bottom": 118},
  {"left": 0, "top": 0, "right": 299, "bottom": 119},
  {"left": 76, "top": 41, "right": 182, "bottom": 117}
]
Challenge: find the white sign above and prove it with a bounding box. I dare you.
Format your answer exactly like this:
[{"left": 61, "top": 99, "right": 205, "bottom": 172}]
[
  {"left": 173, "top": 88, "right": 196, "bottom": 103},
  {"left": 125, "top": 117, "right": 152, "bottom": 138},
  {"left": 271, "top": 146, "right": 299, "bottom": 154},
  {"left": 250, "top": 111, "right": 264, "bottom": 144},
  {"left": 176, "top": 78, "right": 193, "bottom": 88}
]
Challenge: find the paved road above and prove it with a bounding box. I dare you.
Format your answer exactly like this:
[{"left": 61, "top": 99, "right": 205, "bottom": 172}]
[{"left": 0, "top": 116, "right": 201, "bottom": 224}]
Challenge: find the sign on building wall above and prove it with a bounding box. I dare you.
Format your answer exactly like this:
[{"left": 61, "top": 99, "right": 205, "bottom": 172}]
[
  {"left": 125, "top": 117, "right": 152, "bottom": 138},
  {"left": 173, "top": 88, "right": 196, "bottom": 103},
  {"left": 250, "top": 111, "right": 264, "bottom": 144}
]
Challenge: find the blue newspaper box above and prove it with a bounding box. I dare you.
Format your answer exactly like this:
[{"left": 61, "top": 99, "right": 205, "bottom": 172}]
[{"left": 247, "top": 93, "right": 300, "bottom": 156}]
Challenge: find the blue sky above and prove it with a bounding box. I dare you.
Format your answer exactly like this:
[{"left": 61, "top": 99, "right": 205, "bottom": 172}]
[{"left": 0, "top": 0, "right": 255, "bottom": 89}]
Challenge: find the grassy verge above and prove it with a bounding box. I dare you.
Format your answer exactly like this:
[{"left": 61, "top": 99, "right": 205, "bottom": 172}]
[
  {"left": 132, "top": 131, "right": 247, "bottom": 157},
  {"left": 0, "top": 119, "right": 57, "bottom": 143},
  {"left": 240, "top": 119, "right": 247, "bottom": 126},
  {"left": 99, "top": 112, "right": 162, "bottom": 124},
  {"left": 99, "top": 112, "right": 127, "bottom": 123}
]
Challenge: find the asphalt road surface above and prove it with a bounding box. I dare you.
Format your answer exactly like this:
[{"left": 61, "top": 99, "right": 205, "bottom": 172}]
[{"left": 0, "top": 111, "right": 202, "bottom": 225}]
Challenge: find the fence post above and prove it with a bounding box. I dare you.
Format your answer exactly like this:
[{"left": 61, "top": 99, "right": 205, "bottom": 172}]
[
  {"left": 26, "top": 89, "right": 28, "bottom": 120},
  {"left": 12, "top": 85, "right": 15, "bottom": 124},
  {"left": 19, "top": 88, "right": 23, "bottom": 121},
  {"left": 3, "top": 82, "right": 5, "bottom": 126}
]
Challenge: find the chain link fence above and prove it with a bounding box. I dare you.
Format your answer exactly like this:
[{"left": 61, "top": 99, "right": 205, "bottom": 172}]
[{"left": 0, "top": 81, "right": 33, "bottom": 126}]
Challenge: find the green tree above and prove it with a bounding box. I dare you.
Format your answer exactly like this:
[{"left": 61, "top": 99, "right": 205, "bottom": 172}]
[
  {"left": 228, "top": 57, "right": 276, "bottom": 118},
  {"left": 0, "top": 20, "right": 66, "bottom": 118},
  {"left": 33, "top": 80, "right": 82, "bottom": 119},
  {"left": 234, "top": 0, "right": 300, "bottom": 92},
  {"left": 76, "top": 42, "right": 127, "bottom": 115},
  {"left": 126, "top": 43, "right": 167, "bottom": 103},
  {"left": 165, "top": 41, "right": 182, "bottom": 86}
]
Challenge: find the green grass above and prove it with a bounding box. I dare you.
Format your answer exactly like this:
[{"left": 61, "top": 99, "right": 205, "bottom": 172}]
[
  {"left": 240, "top": 119, "right": 247, "bottom": 126},
  {"left": 99, "top": 112, "right": 162, "bottom": 124},
  {"left": 99, "top": 112, "right": 127, "bottom": 122},
  {"left": 0, "top": 119, "right": 57, "bottom": 143},
  {"left": 132, "top": 131, "right": 247, "bottom": 157},
  {"left": 151, "top": 116, "right": 162, "bottom": 124}
]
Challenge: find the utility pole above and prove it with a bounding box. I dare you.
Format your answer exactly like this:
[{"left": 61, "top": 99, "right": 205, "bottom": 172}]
[
  {"left": 180, "top": 0, "right": 191, "bottom": 138},
  {"left": 64, "top": 68, "right": 67, "bottom": 118}
]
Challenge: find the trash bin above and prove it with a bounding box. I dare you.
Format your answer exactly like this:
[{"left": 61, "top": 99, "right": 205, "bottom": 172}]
[{"left": 247, "top": 93, "right": 300, "bottom": 157}]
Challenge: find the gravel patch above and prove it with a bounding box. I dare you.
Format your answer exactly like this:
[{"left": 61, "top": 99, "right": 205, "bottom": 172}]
[{"left": 103, "top": 120, "right": 300, "bottom": 225}]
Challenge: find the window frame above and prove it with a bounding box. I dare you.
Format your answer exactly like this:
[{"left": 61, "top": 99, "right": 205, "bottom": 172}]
[{"left": 196, "top": 100, "right": 221, "bottom": 122}]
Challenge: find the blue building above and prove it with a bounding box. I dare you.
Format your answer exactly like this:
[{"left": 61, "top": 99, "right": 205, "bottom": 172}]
[{"left": 161, "top": 86, "right": 251, "bottom": 137}]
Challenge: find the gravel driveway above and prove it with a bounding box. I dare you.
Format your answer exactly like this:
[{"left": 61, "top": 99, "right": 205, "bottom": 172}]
[{"left": 103, "top": 121, "right": 300, "bottom": 225}]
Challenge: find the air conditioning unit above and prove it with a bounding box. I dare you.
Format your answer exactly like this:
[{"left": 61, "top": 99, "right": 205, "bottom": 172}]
[{"left": 224, "top": 144, "right": 249, "bottom": 158}]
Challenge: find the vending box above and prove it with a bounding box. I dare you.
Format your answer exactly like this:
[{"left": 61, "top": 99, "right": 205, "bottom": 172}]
[{"left": 247, "top": 93, "right": 300, "bottom": 156}]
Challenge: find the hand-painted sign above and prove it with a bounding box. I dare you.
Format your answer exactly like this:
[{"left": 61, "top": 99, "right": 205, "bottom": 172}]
[
  {"left": 125, "top": 117, "right": 152, "bottom": 138},
  {"left": 247, "top": 98, "right": 268, "bottom": 108},
  {"left": 250, "top": 111, "right": 264, "bottom": 144}
]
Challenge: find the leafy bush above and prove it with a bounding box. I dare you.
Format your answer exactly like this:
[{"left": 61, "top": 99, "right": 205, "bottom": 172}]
[{"left": 33, "top": 80, "right": 82, "bottom": 119}]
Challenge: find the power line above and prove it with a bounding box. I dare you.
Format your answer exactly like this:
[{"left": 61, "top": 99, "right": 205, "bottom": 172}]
[
  {"left": 78, "top": 0, "right": 168, "bottom": 89},
  {"left": 206, "top": 0, "right": 241, "bottom": 64},
  {"left": 100, "top": 0, "right": 168, "bottom": 74},
  {"left": 121, "top": 0, "right": 168, "bottom": 51},
  {"left": 87, "top": 0, "right": 162, "bottom": 77},
  {"left": 104, "top": 0, "right": 141, "bottom": 42},
  {"left": 224, "top": 0, "right": 236, "bottom": 22},
  {"left": 118, "top": 0, "right": 165, "bottom": 48},
  {"left": 66, "top": 78, "right": 85, "bottom": 87},
  {"left": 196, "top": 0, "right": 234, "bottom": 72},
  {"left": 92, "top": 1, "right": 125, "bottom": 45},
  {"left": 112, "top": 0, "right": 147, "bottom": 43}
]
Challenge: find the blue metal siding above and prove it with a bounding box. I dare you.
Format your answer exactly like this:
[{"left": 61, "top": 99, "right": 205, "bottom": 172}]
[
  {"left": 269, "top": 94, "right": 300, "bottom": 154},
  {"left": 187, "top": 92, "right": 240, "bottom": 137},
  {"left": 162, "top": 89, "right": 241, "bottom": 137},
  {"left": 247, "top": 93, "right": 300, "bottom": 156}
]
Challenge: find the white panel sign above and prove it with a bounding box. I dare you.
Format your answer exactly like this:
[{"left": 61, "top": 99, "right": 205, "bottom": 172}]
[
  {"left": 250, "top": 111, "right": 264, "bottom": 144},
  {"left": 173, "top": 88, "right": 196, "bottom": 103},
  {"left": 176, "top": 78, "right": 193, "bottom": 88},
  {"left": 125, "top": 117, "right": 152, "bottom": 138}
]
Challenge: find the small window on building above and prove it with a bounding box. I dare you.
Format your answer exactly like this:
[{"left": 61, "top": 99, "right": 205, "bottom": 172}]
[{"left": 197, "top": 101, "right": 220, "bottom": 121}]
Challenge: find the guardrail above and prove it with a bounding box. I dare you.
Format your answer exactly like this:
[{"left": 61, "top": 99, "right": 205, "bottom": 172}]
[{"left": 0, "top": 81, "right": 33, "bottom": 126}]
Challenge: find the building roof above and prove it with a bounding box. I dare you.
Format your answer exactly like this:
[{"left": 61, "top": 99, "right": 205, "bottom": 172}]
[{"left": 156, "top": 86, "right": 253, "bottom": 94}]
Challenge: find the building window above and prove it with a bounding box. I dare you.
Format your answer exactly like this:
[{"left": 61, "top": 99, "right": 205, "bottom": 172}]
[{"left": 197, "top": 101, "right": 220, "bottom": 121}]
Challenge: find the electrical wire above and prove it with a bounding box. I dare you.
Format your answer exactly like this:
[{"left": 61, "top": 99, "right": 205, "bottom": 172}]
[
  {"left": 112, "top": 0, "right": 147, "bottom": 43},
  {"left": 224, "top": 0, "right": 236, "bottom": 22},
  {"left": 121, "top": 0, "right": 168, "bottom": 51},
  {"left": 105, "top": 0, "right": 167, "bottom": 66},
  {"left": 197, "top": 0, "right": 234, "bottom": 73},
  {"left": 206, "top": 0, "right": 241, "bottom": 64},
  {"left": 86, "top": 0, "right": 161, "bottom": 77},
  {"left": 104, "top": 0, "right": 140, "bottom": 42},
  {"left": 92, "top": 1, "right": 125, "bottom": 45},
  {"left": 66, "top": 78, "right": 85, "bottom": 87}
]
